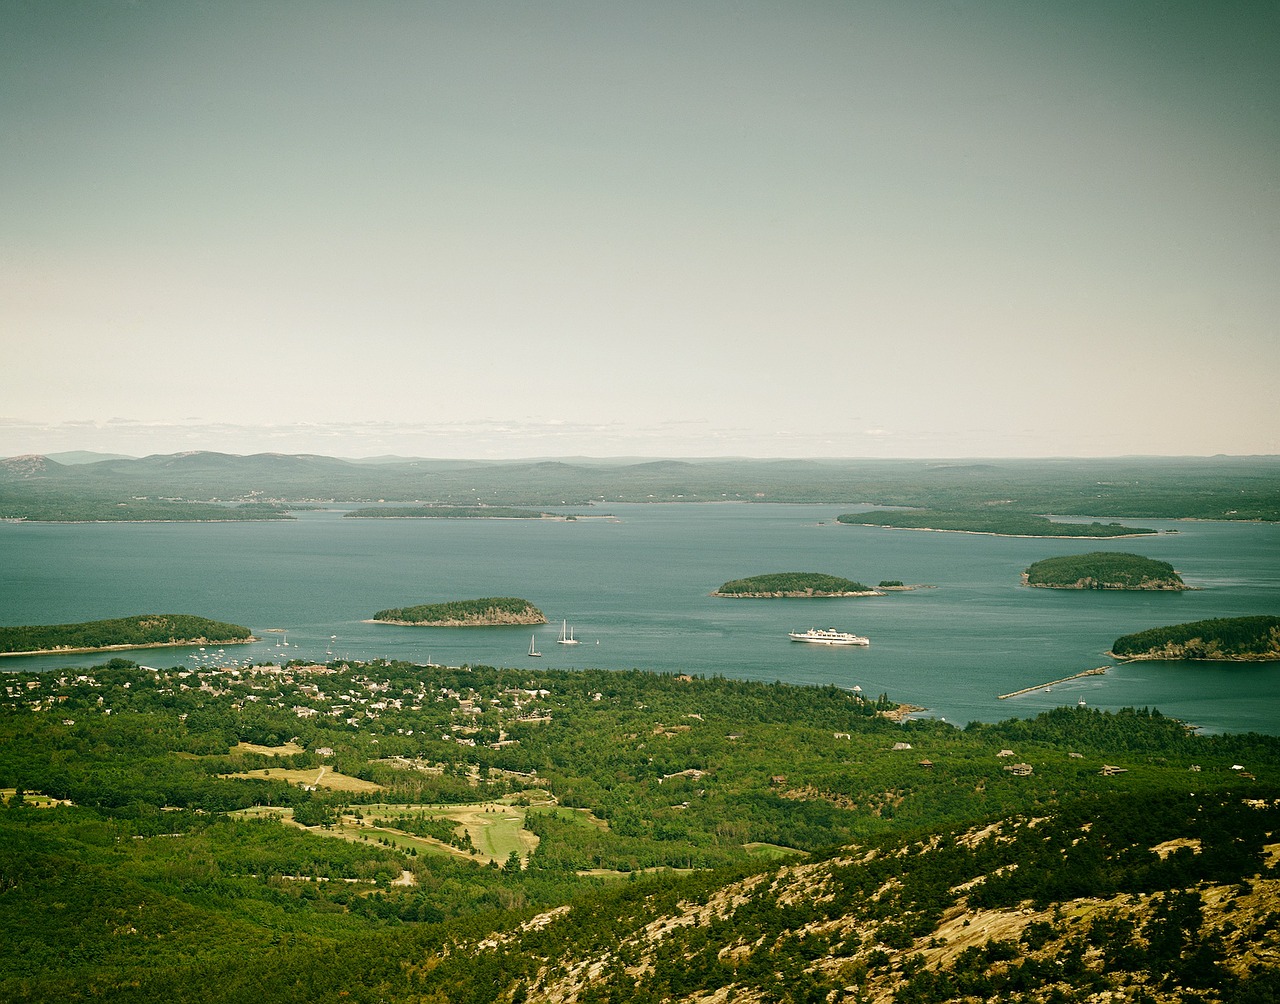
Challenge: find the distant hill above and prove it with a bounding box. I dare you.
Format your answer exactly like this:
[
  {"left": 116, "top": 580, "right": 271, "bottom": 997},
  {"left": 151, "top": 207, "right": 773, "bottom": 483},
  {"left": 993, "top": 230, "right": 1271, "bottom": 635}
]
[
  {"left": 1, "top": 451, "right": 1278, "bottom": 519},
  {"left": 45, "top": 451, "right": 137, "bottom": 465}
]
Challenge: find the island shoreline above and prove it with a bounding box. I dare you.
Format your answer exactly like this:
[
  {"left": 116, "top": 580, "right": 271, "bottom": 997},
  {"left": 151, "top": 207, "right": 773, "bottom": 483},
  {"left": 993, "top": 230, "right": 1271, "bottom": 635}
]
[
  {"left": 0, "top": 636, "right": 258, "bottom": 658},
  {"left": 844, "top": 522, "right": 1159, "bottom": 540}
]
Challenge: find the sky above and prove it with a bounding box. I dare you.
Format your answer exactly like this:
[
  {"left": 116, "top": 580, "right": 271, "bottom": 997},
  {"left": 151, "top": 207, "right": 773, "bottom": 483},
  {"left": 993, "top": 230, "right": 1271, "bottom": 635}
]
[{"left": 2, "top": 0, "right": 1277, "bottom": 460}]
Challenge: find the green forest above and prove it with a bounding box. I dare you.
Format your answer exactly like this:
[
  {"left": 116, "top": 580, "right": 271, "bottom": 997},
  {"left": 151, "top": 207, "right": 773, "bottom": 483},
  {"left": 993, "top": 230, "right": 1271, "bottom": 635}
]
[
  {"left": 1, "top": 657, "right": 1276, "bottom": 1002},
  {"left": 0, "top": 614, "right": 253, "bottom": 655},
  {"left": 839, "top": 509, "right": 1157, "bottom": 537},
  {"left": 714, "top": 572, "right": 876, "bottom": 596},
  {"left": 1024, "top": 552, "right": 1187, "bottom": 589},
  {"left": 372, "top": 597, "right": 546, "bottom": 626},
  {"left": 1112, "top": 615, "right": 1280, "bottom": 661}
]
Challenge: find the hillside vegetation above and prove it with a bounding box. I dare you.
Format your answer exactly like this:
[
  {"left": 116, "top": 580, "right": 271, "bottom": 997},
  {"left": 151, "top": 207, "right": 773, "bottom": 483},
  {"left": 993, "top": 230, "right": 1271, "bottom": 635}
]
[
  {"left": 1025, "top": 551, "right": 1187, "bottom": 590},
  {"left": 714, "top": 572, "right": 877, "bottom": 597},
  {"left": 372, "top": 597, "right": 546, "bottom": 626},
  {"left": 1112, "top": 616, "right": 1280, "bottom": 662},
  {"left": 1, "top": 658, "right": 1276, "bottom": 1002},
  {"left": 0, "top": 614, "right": 253, "bottom": 655}
]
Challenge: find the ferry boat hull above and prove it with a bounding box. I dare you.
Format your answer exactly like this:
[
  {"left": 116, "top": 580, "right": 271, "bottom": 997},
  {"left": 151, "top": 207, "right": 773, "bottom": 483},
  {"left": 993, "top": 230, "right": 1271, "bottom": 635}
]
[{"left": 788, "top": 628, "right": 869, "bottom": 646}]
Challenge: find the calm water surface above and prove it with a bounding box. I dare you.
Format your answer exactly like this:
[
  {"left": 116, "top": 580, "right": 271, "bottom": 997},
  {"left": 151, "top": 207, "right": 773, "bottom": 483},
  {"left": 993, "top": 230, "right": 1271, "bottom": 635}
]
[{"left": 2, "top": 504, "right": 1277, "bottom": 734}]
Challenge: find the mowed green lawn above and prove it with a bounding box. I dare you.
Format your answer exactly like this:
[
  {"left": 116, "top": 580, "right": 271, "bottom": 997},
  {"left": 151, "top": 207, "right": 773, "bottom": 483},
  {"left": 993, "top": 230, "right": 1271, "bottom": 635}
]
[{"left": 231, "top": 795, "right": 544, "bottom": 865}]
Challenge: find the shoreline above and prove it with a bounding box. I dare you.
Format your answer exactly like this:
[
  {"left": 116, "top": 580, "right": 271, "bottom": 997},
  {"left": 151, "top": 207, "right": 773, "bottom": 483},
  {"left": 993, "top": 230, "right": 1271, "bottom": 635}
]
[
  {"left": 846, "top": 522, "right": 1159, "bottom": 540},
  {"left": 711, "top": 590, "right": 883, "bottom": 599},
  {"left": 367, "top": 617, "right": 547, "bottom": 628},
  {"left": 0, "top": 636, "right": 257, "bottom": 658},
  {"left": 1108, "top": 651, "right": 1280, "bottom": 664},
  {"left": 879, "top": 703, "right": 927, "bottom": 722},
  {"left": 1019, "top": 571, "right": 1191, "bottom": 591}
]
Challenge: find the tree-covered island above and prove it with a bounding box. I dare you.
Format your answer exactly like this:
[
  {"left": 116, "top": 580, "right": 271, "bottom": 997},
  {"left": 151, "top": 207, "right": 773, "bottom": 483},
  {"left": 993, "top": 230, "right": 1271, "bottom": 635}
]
[
  {"left": 0, "top": 614, "right": 254, "bottom": 656},
  {"left": 344, "top": 506, "right": 557, "bottom": 519},
  {"left": 713, "top": 572, "right": 880, "bottom": 597},
  {"left": 1111, "top": 615, "right": 1280, "bottom": 661},
  {"left": 838, "top": 508, "right": 1157, "bottom": 537},
  {"left": 371, "top": 597, "right": 546, "bottom": 626},
  {"left": 1024, "top": 552, "right": 1189, "bottom": 590}
]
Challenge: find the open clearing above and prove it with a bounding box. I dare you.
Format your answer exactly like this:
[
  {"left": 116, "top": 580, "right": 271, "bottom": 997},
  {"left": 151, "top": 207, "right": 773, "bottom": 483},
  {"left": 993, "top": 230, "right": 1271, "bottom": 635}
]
[
  {"left": 220, "top": 765, "right": 382, "bottom": 793},
  {"left": 231, "top": 796, "right": 541, "bottom": 866},
  {"left": 1, "top": 788, "right": 71, "bottom": 807},
  {"left": 363, "top": 798, "right": 540, "bottom": 864},
  {"left": 232, "top": 740, "right": 306, "bottom": 756}
]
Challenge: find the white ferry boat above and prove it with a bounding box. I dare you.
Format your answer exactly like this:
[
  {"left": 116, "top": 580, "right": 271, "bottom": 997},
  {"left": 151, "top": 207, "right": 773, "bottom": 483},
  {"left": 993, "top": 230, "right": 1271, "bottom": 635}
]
[{"left": 788, "top": 628, "right": 869, "bottom": 647}]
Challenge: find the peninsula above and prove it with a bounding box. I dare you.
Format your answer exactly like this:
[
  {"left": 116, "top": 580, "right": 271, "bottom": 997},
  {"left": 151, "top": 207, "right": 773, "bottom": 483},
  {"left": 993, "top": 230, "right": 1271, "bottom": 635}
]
[
  {"left": 1111, "top": 615, "right": 1280, "bottom": 662},
  {"left": 0, "top": 614, "right": 254, "bottom": 656},
  {"left": 837, "top": 509, "right": 1157, "bottom": 538},
  {"left": 1023, "top": 552, "right": 1188, "bottom": 590},
  {"left": 344, "top": 506, "right": 557, "bottom": 519},
  {"left": 371, "top": 597, "right": 547, "bottom": 627},
  {"left": 713, "top": 572, "right": 880, "bottom": 598}
]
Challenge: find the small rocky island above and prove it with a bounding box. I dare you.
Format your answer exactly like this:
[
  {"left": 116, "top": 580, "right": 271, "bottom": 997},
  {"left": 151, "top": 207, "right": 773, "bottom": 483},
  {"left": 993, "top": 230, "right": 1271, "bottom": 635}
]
[
  {"left": 713, "top": 572, "right": 881, "bottom": 598},
  {"left": 0, "top": 614, "right": 255, "bottom": 656},
  {"left": 1111, "top": 615, "right": 1280, "bottom": 662},
  {"left": 372, "top": 597, "right": 547, "bottom": 626},
  {"left": 1023, "top": 552, "right": 1188, "bottom": 590}
]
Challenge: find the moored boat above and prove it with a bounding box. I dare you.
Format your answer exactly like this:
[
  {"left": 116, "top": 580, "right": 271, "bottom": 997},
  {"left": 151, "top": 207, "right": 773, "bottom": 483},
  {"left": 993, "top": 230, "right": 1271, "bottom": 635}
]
[{"left": 557, "top": 620, "right": 580, "bottom": 645}]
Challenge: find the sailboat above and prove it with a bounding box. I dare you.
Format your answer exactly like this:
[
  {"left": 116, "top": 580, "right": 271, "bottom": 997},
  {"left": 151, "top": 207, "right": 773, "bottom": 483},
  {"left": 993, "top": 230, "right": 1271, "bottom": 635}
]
[
  {"left": 557, "top": 620, "right": 580, "bottom": 646},
  {"left": 528, "top": 634, "right": 541, "bottom": 658}
]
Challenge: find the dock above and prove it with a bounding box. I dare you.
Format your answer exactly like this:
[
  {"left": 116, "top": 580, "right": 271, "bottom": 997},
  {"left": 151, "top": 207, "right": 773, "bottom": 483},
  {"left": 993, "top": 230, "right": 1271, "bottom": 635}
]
[{"left": 998, "top": 666, "right": 1109, "bottom": 700}]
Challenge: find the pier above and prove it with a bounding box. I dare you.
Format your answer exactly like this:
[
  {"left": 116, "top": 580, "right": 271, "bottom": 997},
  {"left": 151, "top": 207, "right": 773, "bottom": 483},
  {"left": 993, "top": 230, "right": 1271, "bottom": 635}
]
[{"left": 998, "top": 666, "right": 1109, "bottom": 700}]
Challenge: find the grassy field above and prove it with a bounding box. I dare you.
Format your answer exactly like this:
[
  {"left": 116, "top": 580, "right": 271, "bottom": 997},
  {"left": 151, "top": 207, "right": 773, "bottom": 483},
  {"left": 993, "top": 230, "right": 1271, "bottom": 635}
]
[
  {"left": 369, "top": 797, "right": 541, "bottom": 864},
  {"left": 233, "top": 797, "right": 542, "bottom": 866},
  {"left": 220, "top": 765, "right": 383, "bottom": 793},
  {"left": 0, "top": 788, "right": 72, "bottom": 807},
  {"left": 232, "top": 740, "right": 306, "bottom": 756}
]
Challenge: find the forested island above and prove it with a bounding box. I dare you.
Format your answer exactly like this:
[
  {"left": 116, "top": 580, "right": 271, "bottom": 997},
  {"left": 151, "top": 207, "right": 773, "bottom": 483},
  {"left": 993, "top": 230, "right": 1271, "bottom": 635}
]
[
  {"left": 1111, "top": 615, "right": 1280, "bottom": 662},
  {"left": 0, "top": 614, "right": 254, "bottom": 656},
  {"left": 1, "top": 657, "right": 1277, "bottom": 1002},
  {"left": 344, "top": 506, "right": 556, "bottom": 519},
  {"left": 839, "top": 509, "right": 1157, "bottom": 537},
  {"left": 1024, "top": 552, "right": 1188, "bottom": 590},
  {"left": 371, "top": 597, "right": 546, "bottom": 626},
  {"left": 0, "top": 498, "right": 295, "bottom": 522},
  {"left": 713, "top": 571, "right": 879, "bottom": 597}
]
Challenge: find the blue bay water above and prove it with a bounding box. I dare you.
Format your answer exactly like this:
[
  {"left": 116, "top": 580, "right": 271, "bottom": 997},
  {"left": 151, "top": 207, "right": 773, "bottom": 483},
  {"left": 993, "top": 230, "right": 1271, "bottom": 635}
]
[{"left": 1, "top": 504, "right": 1277, "bottom": 734}]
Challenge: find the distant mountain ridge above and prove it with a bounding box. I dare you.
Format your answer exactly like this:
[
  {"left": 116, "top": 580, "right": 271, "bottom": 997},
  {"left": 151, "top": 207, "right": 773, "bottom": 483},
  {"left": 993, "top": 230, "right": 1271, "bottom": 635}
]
[{"left": 1, "top": 450, "right": 1278, "bottom": 519}]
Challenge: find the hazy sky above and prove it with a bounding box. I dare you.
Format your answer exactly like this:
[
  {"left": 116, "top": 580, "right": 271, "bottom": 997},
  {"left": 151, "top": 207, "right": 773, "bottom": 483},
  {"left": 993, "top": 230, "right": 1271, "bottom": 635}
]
[{"left": 3, "top": 1, "right": 1277, "bottom": 459}]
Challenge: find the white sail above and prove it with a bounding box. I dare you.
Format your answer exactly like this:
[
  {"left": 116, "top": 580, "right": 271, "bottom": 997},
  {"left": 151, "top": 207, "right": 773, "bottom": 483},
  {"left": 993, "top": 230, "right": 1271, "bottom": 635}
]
[{"left": 557, "top": 619, "right": 580, "bottom": 645}]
